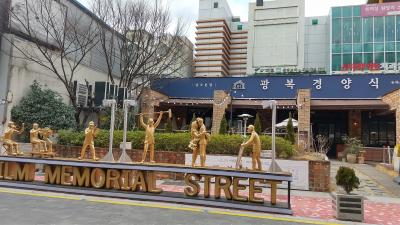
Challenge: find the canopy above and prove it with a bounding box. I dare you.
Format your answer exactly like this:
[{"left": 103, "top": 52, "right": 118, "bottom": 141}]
[{"left": 275, "top": 118, "right": 298, "bottom": 129}]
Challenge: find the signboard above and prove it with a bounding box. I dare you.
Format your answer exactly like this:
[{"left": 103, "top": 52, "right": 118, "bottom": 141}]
[
  {"left": 362, "top": 2, "right": 400, "bottom": 17},
  {"left": 152, "top": 74, "right": 400, "bottom": 100},
  {"left": 340, "top": 63, "right": 400, "bottom": 73},
  {"left": 0, "top": 157, "right": 293, "bottom": 214},
  {"left": 185, "top": 154, "right": 309, "bottom": 190}
]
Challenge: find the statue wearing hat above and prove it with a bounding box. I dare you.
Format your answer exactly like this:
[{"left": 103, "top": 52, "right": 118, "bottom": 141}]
[
  {"left": 79, "top": 121, "right": 99, "bottom": 161},
  {"left": 241, "top": 125, "right": 262, "bottom": 171}
]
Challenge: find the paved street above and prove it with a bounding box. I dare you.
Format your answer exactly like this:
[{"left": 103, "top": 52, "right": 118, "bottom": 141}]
[{"left": 0, "top": 188, "right": 348, "bottom": 225}]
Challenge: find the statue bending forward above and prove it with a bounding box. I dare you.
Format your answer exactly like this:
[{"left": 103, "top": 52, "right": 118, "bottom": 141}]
[
  {"left": 3, "top": 122, "right": 24, "bottom": 155},
  {"left": 241, "top": 125, "right": 262, "bottom": 171},
  {"left": 79, "top": 121, "right": 99, "bottom": 160},
  {"left": 140, "top": 112, "right": 163, "bottom": 163}
]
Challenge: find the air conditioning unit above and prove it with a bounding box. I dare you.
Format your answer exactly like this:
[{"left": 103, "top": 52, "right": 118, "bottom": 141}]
[{"left": 74, "top": 81, "right": 88, "bottom": 108}]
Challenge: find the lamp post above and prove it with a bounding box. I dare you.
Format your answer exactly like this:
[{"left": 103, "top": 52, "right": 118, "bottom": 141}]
[
  {"left": 262, "top": 100, "right": 282, "bottom": 172},
  {"left": 101, "top": 99, "right": 117, "bottom": 162},
  {"left": 238, "top": 114, "right": 253, "bottom": 137},
  {"left": 118, "top": 99, "right": 137, "bottom": 163}
]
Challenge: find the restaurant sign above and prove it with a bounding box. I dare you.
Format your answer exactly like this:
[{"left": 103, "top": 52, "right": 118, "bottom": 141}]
[
  {"left": 362, "top": 2, "right": 400, "bottom": 17},
  {"left": 338, "top": 63, "right": 400, "bottom": 73}
]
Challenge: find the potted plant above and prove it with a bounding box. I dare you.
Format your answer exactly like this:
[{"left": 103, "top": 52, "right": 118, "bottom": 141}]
[
  {"left": 344, "top": 137, "right": 362, "bottom": 164},
  {"left": 332, "top": 166, "right": 363, "bottom": 222}
]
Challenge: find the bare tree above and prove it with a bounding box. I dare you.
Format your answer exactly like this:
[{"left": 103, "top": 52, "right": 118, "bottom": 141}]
[
  {"left": 5, "top": 0, "right": 99, "bottom": 123},
  {"left": 313, "top": 134, "right": 332, "bottom": 157},
  {"left": 91, "top": 0, "right": 190, "bottom": 97}
]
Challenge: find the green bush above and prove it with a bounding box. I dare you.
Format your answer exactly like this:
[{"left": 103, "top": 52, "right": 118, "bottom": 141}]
[
  {"left": 11, "top": 81, "right": 76, "bottom": 131},
  {"left": 285, "top": 112, "right": 295, "bottom": 144},
  {"left": 57, "top": 130, "right": 294, "bottom": 158},
  {"left": 254, "top": 113, "right": 262, "bottom": 134},
  {"left": 219, "top": 115, "right": 228, "bottom": 134},
  {"left": 335, "top": 166, "right": 360, "bottom": 194}
]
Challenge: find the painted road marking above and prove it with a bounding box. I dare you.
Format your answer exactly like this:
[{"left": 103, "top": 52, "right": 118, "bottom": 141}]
[
  {"left": 209, "top": 210, "right": 343, "bottom": 225},
  {"left": 0, "top": 188, "right": 342, "bottom": 225}
]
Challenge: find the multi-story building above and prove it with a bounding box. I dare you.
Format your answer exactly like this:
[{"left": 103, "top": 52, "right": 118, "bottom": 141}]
[
  {"left": 330, "top": 2, "right": 400, "bottom": 74},
  {"left": 194, "top": 0, "right": 248, "bottom": 77},
  {"left": 146, "top": 0, "right": 400, "bottom": 159}
]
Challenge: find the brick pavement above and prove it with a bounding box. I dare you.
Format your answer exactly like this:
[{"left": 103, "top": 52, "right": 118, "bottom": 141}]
[{"left": 33, "top": 175, "right": 400, "bottom": 225}]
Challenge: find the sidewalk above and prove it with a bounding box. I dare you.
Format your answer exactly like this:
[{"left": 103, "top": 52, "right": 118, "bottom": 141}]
[{"left": 33, "top": 174, "right": 400, "bottom": 225}]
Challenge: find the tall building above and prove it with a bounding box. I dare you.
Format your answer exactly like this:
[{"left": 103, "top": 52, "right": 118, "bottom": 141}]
[
  {"left": 330, "top": 1, "right": 400, "bottom": 74},
  {"left": 246, "top": 0, "right": 306, "bottom": 75},
  {"left": 194, "top": 0, "right": 248, "bottom": 77}
]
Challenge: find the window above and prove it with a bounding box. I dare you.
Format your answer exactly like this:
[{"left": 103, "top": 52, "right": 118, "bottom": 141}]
[
  {"left": 332, "top": 19, "right": 342, "bottom": 44},
  {"left": 363, "top": 53, "right": 373, "bottom": 63},
  {"left": 237, "top": 24, "right": 243, "bottom": 30},
  {"left": 353, "top": 18, "right": 361, "bottom": 43},
  {"left": 332, "top": 7, "right": 341, "bottom": 18},
  {"left": 386, "top": 42, "right": 395, "bottom": 51},
  {"left": 363, "top": 43, "right": 373, "bottom": 52},
  {"left": 332, "top": 54, "right": 342, "bottom": 71},
  {"left": 312, "top": 19, "right": 318, "bottom": 25},
  {"left": 374, "top": 43, "right": 384, "bottom": 52},
  {"left": 397, "top": 16, "right": 400, "bottom": 41},
  {"left": 343, "top": 18, "right": 352, "bottom": 43},
  {"left": 374, "top": 17, "right": 384, "bottom": 42},
  {"left": 343, "top": 44, "right": 352, "bottom": 53},
  {"left": 213, "top": 2, "right": 218, "bottom": 8},
  {"left": 353, "top": 43, "right": 362, "bottom": 52},
  {"left": 353, "top": 6, "right": 361, "bottom": 17},
  {"left": 343, "top": 54, "right": 352, "bottom": 64},
  {"left": 353, "top": 53, "right": 362, "bottom": 63},
  {"left": 332, "top": 44, "right": 341, "bottom": 53},
  {"left": 342, "top": 6, "right": 352, "bottom": 17},
  {"left": 374, "top": 52, "right": 384, "bottom": 63},
  {"left": 386, "top": 52, "right": 396, "bottom": 63},
  {"left": 386, "top": 16, "right": 395, "bottom": 42},
  {"left": 363, "top": 17, "right": 373, "bottom": 43}
]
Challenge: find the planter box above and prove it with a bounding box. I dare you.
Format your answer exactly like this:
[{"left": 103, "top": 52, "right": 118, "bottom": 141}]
[
  {"left": 331, "top": 193, "right": 364, "bottom": 222},
  {"left": 347, "top": 154, "right": 357, "bottom": 164}
]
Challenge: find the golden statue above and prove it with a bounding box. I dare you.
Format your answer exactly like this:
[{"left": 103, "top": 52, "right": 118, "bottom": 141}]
[
  {"left": 42, "top": 127, "right": 54, "bottom": 153},
  {"left": 140, "top": 112, "right": 163, "bottom": 163},
  {"left": 30, "top": 123, "right": 47, "bottom": 152},
  {"left": 241, "top": 125, "right": 262, "bottom": 171},
  {"left": 196, "top": 118, "right": 209, "bottom": 167},
  {"left": 3, "top": 121, "right": 24, "bottom": 155},
  {"left": 79, "top": 121, "right": 99, "bottom": 161},
  {"left": 188, "top": 120, "right": 201, "bottom": 167}
]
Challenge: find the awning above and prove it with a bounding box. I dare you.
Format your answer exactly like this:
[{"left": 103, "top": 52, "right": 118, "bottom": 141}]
[
  {"left": 160, "top": 99, "right": 389, "bottom": 110},
  {"left": 311, "top": 100, "right": 389, "bottom": 110}
]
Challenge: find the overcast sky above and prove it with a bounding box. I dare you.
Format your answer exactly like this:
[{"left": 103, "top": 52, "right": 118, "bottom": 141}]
[{"left": 77, "top": 0, "right": 367, "bottom": 43}]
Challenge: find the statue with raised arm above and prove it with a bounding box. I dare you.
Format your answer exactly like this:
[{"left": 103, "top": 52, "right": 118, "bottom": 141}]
[
  {"left": 78, "top": 121, "right": 99, "bottom": 161},
  {"left": 3, "top": 121, "right": 24, "bottom": 155},
  {"left": 140, "top": 112, "right": 163, "bottom": 163},
  {"left": 30, "top": 123, "right": 47, "bottom": 152},
  {"left": 241, "top": 125, "right": 262, "bottom": 171}
]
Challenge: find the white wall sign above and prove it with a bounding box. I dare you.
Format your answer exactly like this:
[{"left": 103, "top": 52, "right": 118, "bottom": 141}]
[{"left": 185, "top": 154, "right": 309, "bottom": 190}]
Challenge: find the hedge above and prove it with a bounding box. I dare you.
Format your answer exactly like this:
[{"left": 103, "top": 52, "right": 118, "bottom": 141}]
[{"left": 57, "top": 130, "right": 295, "bottom": 158}]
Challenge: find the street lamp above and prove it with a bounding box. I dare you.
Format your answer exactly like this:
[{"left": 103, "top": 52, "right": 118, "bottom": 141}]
[
  {"left": 262, "top": 100, "right": 282, "bottom": 173},
  {"left": 237, "top": 114, "right": 253, "bottom": 137},
  {"left": 101, "top": 99, "right": 117, "bottom": 162},
  {"left": 118, "top": 99, "right": 137, "bottom": 163}
]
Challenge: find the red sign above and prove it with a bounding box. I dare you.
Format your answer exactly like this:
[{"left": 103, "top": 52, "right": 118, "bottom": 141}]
[
  {"left": 361, "top": 2, "right": 400, "bottom": 17},
  {"left": 341, "top": 63, "right": 380, "bottom": 71}
]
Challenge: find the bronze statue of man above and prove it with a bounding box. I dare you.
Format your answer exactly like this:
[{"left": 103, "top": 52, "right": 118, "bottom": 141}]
[
  {"left": 140, "top": 112, "right": 163, "bottom": 163},
  {"left": 79, "top": 121, "right": 99, "bottom": 161},
  {"left": 188, "top": 120, "right": 201, "bottom": 167},
  {"left": 241, "top": 125, "right": 262, "bottom": 171},
  {"left": 3, "top": 121, "right": 24, "bottom": 155},
  {"left": 196, "top": 118, "right": 209, "bottom": 167},
  {"left": 30, "top": 123, "right": 47, "bottom": 152}
]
